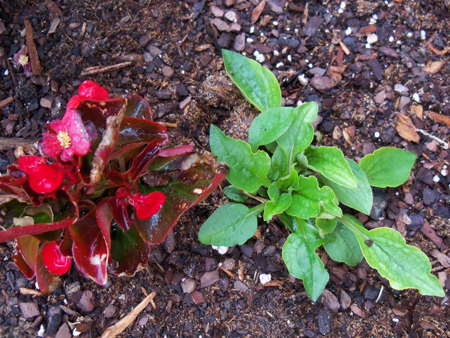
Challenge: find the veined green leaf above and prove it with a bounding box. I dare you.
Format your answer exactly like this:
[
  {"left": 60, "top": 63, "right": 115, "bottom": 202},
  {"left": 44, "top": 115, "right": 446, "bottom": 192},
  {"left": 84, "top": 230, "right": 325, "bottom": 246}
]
[
  {"left": 268, "top": 146, "right": 289, "bottom": 181},
  {"left": 223, "top": 186, "right": 249, "bottom": 203},
  {"left": 223, "top": 49, "right": 281, "bottom": 111},
  {"left": 210, "top": 125, "right": 271, "bottom": 192},
  {"left": 276, "top": 102, "right": 318, "bottom": 159},
  {"left": 249, "top": 107, "right": 295, "bottom": 151},
  {"left": 264, "top": 184, "right": 292, "bottom": 221},
  {"left": 341, "top": 215, "right": 444, "bottom": 297},
  {"left": 282, "top": 218, "right": 329, "bottom": 301},
  {"left": 303, "top": 146, "right": 357, "bottom": 188},
  {"left": 276, "top": 165, "right": 299, "bottom": 193},
  {"left": 286, "top": 176, "right": 342, "bottom": 219},
  {"left": 323, "top": 221, "right": 363, "bottom": 266},
  {"left": 315, "top": 217, "right": 337, "bottom": 236},
  {"left": 359, "top": 147, "right": 417, "bottom": 188},
  {"left": 321, "top": 159, "right": 373, "bottom": 215},
  {"left": 198, "top": 203, "right": 263, "bottom": 246}
]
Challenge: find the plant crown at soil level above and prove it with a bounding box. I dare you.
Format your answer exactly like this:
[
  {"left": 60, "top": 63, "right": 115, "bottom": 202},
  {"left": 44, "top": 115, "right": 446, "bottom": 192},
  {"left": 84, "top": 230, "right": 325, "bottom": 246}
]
[{"left": 198, "top": 50, "right": 444, "bottom": 301}]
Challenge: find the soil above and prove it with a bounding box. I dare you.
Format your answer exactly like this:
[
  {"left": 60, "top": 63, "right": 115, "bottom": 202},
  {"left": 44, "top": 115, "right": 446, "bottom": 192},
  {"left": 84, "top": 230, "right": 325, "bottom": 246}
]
[{"left": 1, "top": 0, "right": 450, "bottom": 337}]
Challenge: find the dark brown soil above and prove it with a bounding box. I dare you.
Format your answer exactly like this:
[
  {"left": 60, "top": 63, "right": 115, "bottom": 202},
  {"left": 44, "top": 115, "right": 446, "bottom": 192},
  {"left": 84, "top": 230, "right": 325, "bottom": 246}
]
[{"left": 0, "top": 0, "right": 449, "bottom": 337}]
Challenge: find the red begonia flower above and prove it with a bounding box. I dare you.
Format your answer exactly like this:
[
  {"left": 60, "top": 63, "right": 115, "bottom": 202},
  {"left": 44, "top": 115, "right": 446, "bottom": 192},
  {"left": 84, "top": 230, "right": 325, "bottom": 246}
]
[
  {"left": 67, "top": 80, "right": 110, "bottom": 109},
  {"left": 129, "top": 192, "right": 166, "bottom": 220},
  {"left": 41, "top": 109, "right": 94, "bottom": 162},
  {"left": 42, "top": 242, "right": 71, "bottom": 275},
  {"left": 18, "top": 156, "right": 64, "bottom": 194}
]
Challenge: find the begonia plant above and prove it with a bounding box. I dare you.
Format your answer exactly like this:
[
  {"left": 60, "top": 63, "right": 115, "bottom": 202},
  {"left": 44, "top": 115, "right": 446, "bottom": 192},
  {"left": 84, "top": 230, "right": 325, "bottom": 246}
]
[{"left": 0, "top": 81, "right": 227, "bottom": 293}]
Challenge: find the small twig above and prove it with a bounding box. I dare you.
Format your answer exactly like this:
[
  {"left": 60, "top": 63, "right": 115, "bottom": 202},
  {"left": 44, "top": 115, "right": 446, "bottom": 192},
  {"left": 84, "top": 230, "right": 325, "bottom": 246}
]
[
  {"left": 417, "top": 129, "right": 449, "bottom": 149},
  {"left": 158, "top": 122, "right": 178, "bottom": 128},
  {"left": 219, "top": 266, "right": 235, "bottom": 278},
  {"left": 24, "top": 19, "right": 42, "bottom": 76},
  {"left": 6, "top": 58, "right": 18, "bottom": 88},
  {"left": 338, "top": 40, "right": 350, "bottom": 55},
  {"left": 81, "top": 62, "right": 132, "bottom": 76},
  {"left": 100, "top": 291, "right": 156, "bottom": 338},
  {"left": 0, "top": 97, "right": 14, "bottom": 109},
  {"left": 240, "top": 190, "right": 267, "bottom": 203},
  {"left": 0, "top": 137, "right": 38, "bottom": 151},
  {"left": 422, "top": 31, "right": 438, "bottom": 48},
  {"left": 19, "top": 287, "right": 42, "bottom": 296}
]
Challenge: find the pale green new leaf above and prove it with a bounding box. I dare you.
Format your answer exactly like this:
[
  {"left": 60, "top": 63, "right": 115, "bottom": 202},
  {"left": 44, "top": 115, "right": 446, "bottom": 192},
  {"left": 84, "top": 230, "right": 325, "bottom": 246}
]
[
  {"left": 210, "top": 125, "right": 271, "bottom": 192},
  {"left": 359, "top": 147, "right": 417, "bottom": 188},
  {"left": 315, "top": 217, "right": 337, "bottom": 236},
  {"left": 321, "top": 159, "right": 373, "bottom": 215},
  {"left": 303, "top": 146, "right": 357, "bottom": 188},
  {"left": 249, "top": 107, "right": 295, "bottom": 151},
  {"left": 341, "top": 215, "right": 444, "bottom": 297},
  {"left": 282, "top": 218, "right": 329, "bottom": 301},
  {"left": 286, "top": 176, "right": 342, "bottom": 219},
  {"left": 223, "top": 49, "right": 281, "bottom": 111},
  {"left": 323, "top": 222, "right": 363, "bottom": 266},
  {"left": 198, "top": 203, "right": 263, "bottom": 246},
  {"left": 264, "top": 184, "right": 292, "bottom": 221},
  {"left": 267, "top": 146, "right": 289, "bottom": 181},
  {"left": 276, "top": 102, "right": 318, "bottom": 159}
]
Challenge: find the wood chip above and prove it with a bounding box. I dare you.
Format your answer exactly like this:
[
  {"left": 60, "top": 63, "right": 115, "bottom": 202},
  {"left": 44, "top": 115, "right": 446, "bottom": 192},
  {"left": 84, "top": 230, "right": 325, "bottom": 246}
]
[
  {"left": 19, "top": 288, "right": 42, "bottom": 296},
  {"left": 395, "top": 113, "right": 420, "bottom": 142},
  {"left": 100, "top": 292, "right": 156, "bottom": 338},
  {"left": 422, "top": 61, "right": 445, "bottom": 74},
  {"left": 0, "top": 96, "right": 13, "bottom": 109},
  {"left": 430, "top": 249, "right": 450, "bottom": 268},
  {"left": 251, "top": 0, "right": 266, "bottom": 24},
  {"left": 338, "top": 40, "right": 350, "bottom": 55},
  {"left": 24, "top": 19, "right": 42, "bottom": 76},
  {"left": 425, "top": 110, "right": 450, "bottom": 128},
  {"left": 410, "top": 105, "right": 423, "bottom": 120}
]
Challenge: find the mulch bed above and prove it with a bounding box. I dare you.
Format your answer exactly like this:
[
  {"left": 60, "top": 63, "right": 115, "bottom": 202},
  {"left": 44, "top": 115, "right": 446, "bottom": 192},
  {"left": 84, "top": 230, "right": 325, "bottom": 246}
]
[{"left": 0, "top": 0, "right": 449, "bottom": 337}]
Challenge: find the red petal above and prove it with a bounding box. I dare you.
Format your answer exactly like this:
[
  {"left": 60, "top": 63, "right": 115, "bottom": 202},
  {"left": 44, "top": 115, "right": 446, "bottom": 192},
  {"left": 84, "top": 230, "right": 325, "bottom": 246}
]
[
  {"left": 41, "top": 133, "right": 63, "bottom": 158},
  {"left": 41, "top": 242, "right": 71, "bottom": 275},
  {"left": 78, "top": 80, "right": 109, "bottom": 101},
  {"left": 27, "top": 166, "right": 64, "bottom": 194},
  {"left": 67, "top": 95, "right": 82, "bottom": 110},
  {"left": 136, "top": 192, "right": 166, "bottom": 220},
  {"left": 18, "top": 156, "right": 46, "bottom": 175}
]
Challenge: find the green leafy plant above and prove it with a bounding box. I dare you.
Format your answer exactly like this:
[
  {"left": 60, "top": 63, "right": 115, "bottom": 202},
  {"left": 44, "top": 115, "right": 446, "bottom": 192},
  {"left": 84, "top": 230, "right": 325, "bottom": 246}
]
[
  {"left": 0, "top": 81, "right": 227, "bottom": 293},
  {"left": 199, "top": 50, "right": 445, "bottom": 301}
]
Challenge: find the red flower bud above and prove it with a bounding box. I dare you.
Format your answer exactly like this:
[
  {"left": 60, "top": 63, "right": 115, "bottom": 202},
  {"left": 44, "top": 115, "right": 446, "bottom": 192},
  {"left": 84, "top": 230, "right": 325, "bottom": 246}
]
[
  {"left": 18, "top": 156, "right": 64, "bottom": 194},
  {"left": 67, "top": 80, "right": 110, "bottom": 109},
  {"left": 130, "top": 192, "right": 166, "bottom": 220},
  {"left": 42, "top": 242, "right": 71, "bottom": 275}
]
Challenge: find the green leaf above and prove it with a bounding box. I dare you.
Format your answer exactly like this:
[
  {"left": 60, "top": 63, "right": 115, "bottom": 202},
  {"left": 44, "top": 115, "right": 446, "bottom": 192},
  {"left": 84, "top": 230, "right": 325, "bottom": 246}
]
[
  {"left": 323, "top": 222, "right": 363, "bottom": 266},
  {"left": 264, "top": 184, "right": 292, "bottom": 221},
  {"left": 199, "top": 203, "right": 263, "bottom": 246},
  {"left": 223, "top": 186, "right": 248, "bottom": 203},
  {"left": 276, "top": 102, "right": 318, "bottom": 159},
  {"left": 303, "top": 146, "right": 357, "bottom": 188},
  {"left": 210, "top": 125, "right": 271, "bottom": 192},
  {"left": 282, "top": 218, "right": 329, "bottom": 301},
  {"left": 286, "top": 176, "right": 342, "bottom": 219},
  {"left": 268, "top": 146, "right": 289, "bottom": 181},
  {"left": 276, "top": 165, "right": 299, "bottom": 193},
  {"left": 223, "top": 49, "right": 281, "bottom": 111},
  {"left": 249, "top": 107, "right": 295, "bottom": 151},
  {"left": 315, "top": 217, "right": 337, "bottom": 236},
  {"left": 359, "top": 148, "right": 417, "bottom": 188},
  {"left": 341, "top": 215, "right": 445, "bottom": 297},
  {"left": 279, "top": 212, "right": 298, "bottom": 233},
  {"left": 321, "top": 159, "right": 373, "bottom": 215}
]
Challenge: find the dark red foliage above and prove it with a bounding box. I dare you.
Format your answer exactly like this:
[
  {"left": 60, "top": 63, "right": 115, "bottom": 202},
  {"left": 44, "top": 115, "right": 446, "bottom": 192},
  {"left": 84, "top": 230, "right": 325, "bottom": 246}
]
[{"left": 0, "top": 81, "right": 227, "bottom": 292}]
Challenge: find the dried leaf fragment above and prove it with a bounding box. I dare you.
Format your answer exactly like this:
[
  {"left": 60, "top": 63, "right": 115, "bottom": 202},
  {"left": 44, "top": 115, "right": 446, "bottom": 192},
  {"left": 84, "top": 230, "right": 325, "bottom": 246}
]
[
  {"left": 410, "top": 105, "right": 423, "bottom": 120},
  {"left": 422, "top": 61, "right": 444, "bottom": 74},
  {"left": 395, "top": 113, "right": 420, "bottom": 143},
  {"left": 251, "top": 0, "right": 266, "bottom": 24},
  {"left": 425, "top": 110, "right": 450, "bottom": 128}
]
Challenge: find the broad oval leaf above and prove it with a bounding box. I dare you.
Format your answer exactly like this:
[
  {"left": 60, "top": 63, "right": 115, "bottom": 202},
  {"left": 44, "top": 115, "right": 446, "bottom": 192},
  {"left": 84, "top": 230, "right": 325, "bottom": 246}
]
[
  {"left": 16, "top": 236, "right": 40, "bottom": 278},
  {"left": 137, "top": 160, "right": 228, "bottom": 244},
  {"left": 210, "top": 125, "right": 271, "bottom": 192},
  {"left": 223, "top": 186, "right": 248, "bottom": 203},
  {"left": 323, "top": 221, "right": 363, "bottom": 266},
  {"left": 304, "top": 146, "right": 357, "bottom": 188},
  {"left": 282, "top": 218, "right": 329, "bottom": 301},
  {"left": 341, "top": 215, "right": 445, "bottom": 297},
  {"left": 249, "top": 107, "right": 295, "bottom": 150},
  {"left": 359, "top": 147, "right": 417, "bottom": 188},
  {"left": 110, "top": 223, "right": 150, "bottom": 277},
  {"left": 223, "top": 49, "right": 281, "bottom": 111},
  {"left": 198, "top": 203, "right": 262, "bottom": 246},
  {"left": 277, "top": 102, "right": 318, "bottom": 159},
  {"left": 322, "top": 158, "right": 373, "bottom": 215},
  {"left": 286, "top": 176, "right": 342, "bottom": 219},
  {"left": 123, "top": 93, "right": 152, "bottom": 120}
]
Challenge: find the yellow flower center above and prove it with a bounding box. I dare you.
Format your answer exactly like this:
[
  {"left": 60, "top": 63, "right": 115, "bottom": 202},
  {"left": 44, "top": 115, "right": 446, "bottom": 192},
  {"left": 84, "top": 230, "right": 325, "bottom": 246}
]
[
  {"left": 18, "top": 55, "right": 29, "bottom": 66},
  {"left": 57, "top": 131, "right": 71, "bottom": 148}
]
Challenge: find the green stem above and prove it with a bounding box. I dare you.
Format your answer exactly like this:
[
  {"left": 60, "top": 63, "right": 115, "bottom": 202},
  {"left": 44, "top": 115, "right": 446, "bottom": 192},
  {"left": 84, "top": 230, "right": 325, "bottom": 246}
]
[
  {"left": 245, "top": 203, "right": 265, "bottom": 218},
  {"left": 240, "top": 190, "right": 267, "bottom": 203},
  {"left": 338, "top": 216, "right": 370, "bottom": 241}
]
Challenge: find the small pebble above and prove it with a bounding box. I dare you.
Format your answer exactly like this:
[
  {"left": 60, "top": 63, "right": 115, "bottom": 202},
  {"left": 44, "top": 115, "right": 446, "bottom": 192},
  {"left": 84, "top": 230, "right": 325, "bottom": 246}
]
[{"left": 259, "top": 273, "right": 272, "bottom": 285}]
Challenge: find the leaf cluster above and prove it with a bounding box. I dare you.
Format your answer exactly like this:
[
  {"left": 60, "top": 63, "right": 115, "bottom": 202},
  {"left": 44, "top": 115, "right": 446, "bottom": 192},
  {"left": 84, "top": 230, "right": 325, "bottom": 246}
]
[{"left": 199, "top": 50, "right": 444, "bottom": 301}]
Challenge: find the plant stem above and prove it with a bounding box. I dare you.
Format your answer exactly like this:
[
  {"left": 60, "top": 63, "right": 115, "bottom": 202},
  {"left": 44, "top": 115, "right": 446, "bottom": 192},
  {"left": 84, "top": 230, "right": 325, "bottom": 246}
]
[
  {"left": 338, "top": 217, "right": 370, "bottom": 241},
  {"left": 240, "top": 190, "right": 267, "bottom": 203}
]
